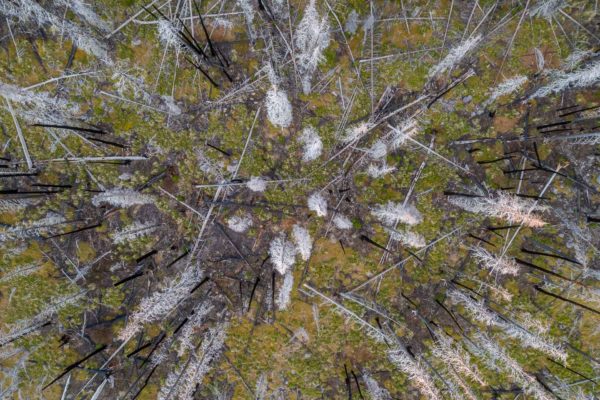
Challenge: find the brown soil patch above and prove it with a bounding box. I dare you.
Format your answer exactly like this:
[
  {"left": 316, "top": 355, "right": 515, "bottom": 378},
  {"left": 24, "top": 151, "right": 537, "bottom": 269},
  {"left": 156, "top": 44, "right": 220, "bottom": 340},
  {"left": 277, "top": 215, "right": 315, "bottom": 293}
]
[{"left": 493, "top": 116, "right": 518, "bottom": 133}]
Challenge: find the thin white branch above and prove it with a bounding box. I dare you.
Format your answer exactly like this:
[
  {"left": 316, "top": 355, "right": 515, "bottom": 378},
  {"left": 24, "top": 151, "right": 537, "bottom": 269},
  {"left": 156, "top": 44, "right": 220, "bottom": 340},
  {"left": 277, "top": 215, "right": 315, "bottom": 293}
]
[
  {"left": 24, "top": 71, "right": 98, "bottom": 90},
  {"left": 106, "top": 0, "right": 162, "bottom": 38},
  {"left": 5, "top": 99, "right": 33, "bottom": 170}
]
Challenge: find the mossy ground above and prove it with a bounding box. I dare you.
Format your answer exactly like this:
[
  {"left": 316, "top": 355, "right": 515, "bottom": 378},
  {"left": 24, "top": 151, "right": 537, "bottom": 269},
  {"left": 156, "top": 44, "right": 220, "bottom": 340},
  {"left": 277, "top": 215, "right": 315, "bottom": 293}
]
[{"left": 0, "top": 0, "right": 598, "bottom": 399}]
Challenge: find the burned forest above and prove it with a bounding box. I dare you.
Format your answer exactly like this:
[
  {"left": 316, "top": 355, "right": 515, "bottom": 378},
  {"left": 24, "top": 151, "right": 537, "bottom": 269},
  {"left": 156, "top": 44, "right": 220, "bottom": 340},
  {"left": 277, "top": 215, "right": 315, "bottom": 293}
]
[{"left": 0, "top": 0, "right": 599, "bottom": 399}]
